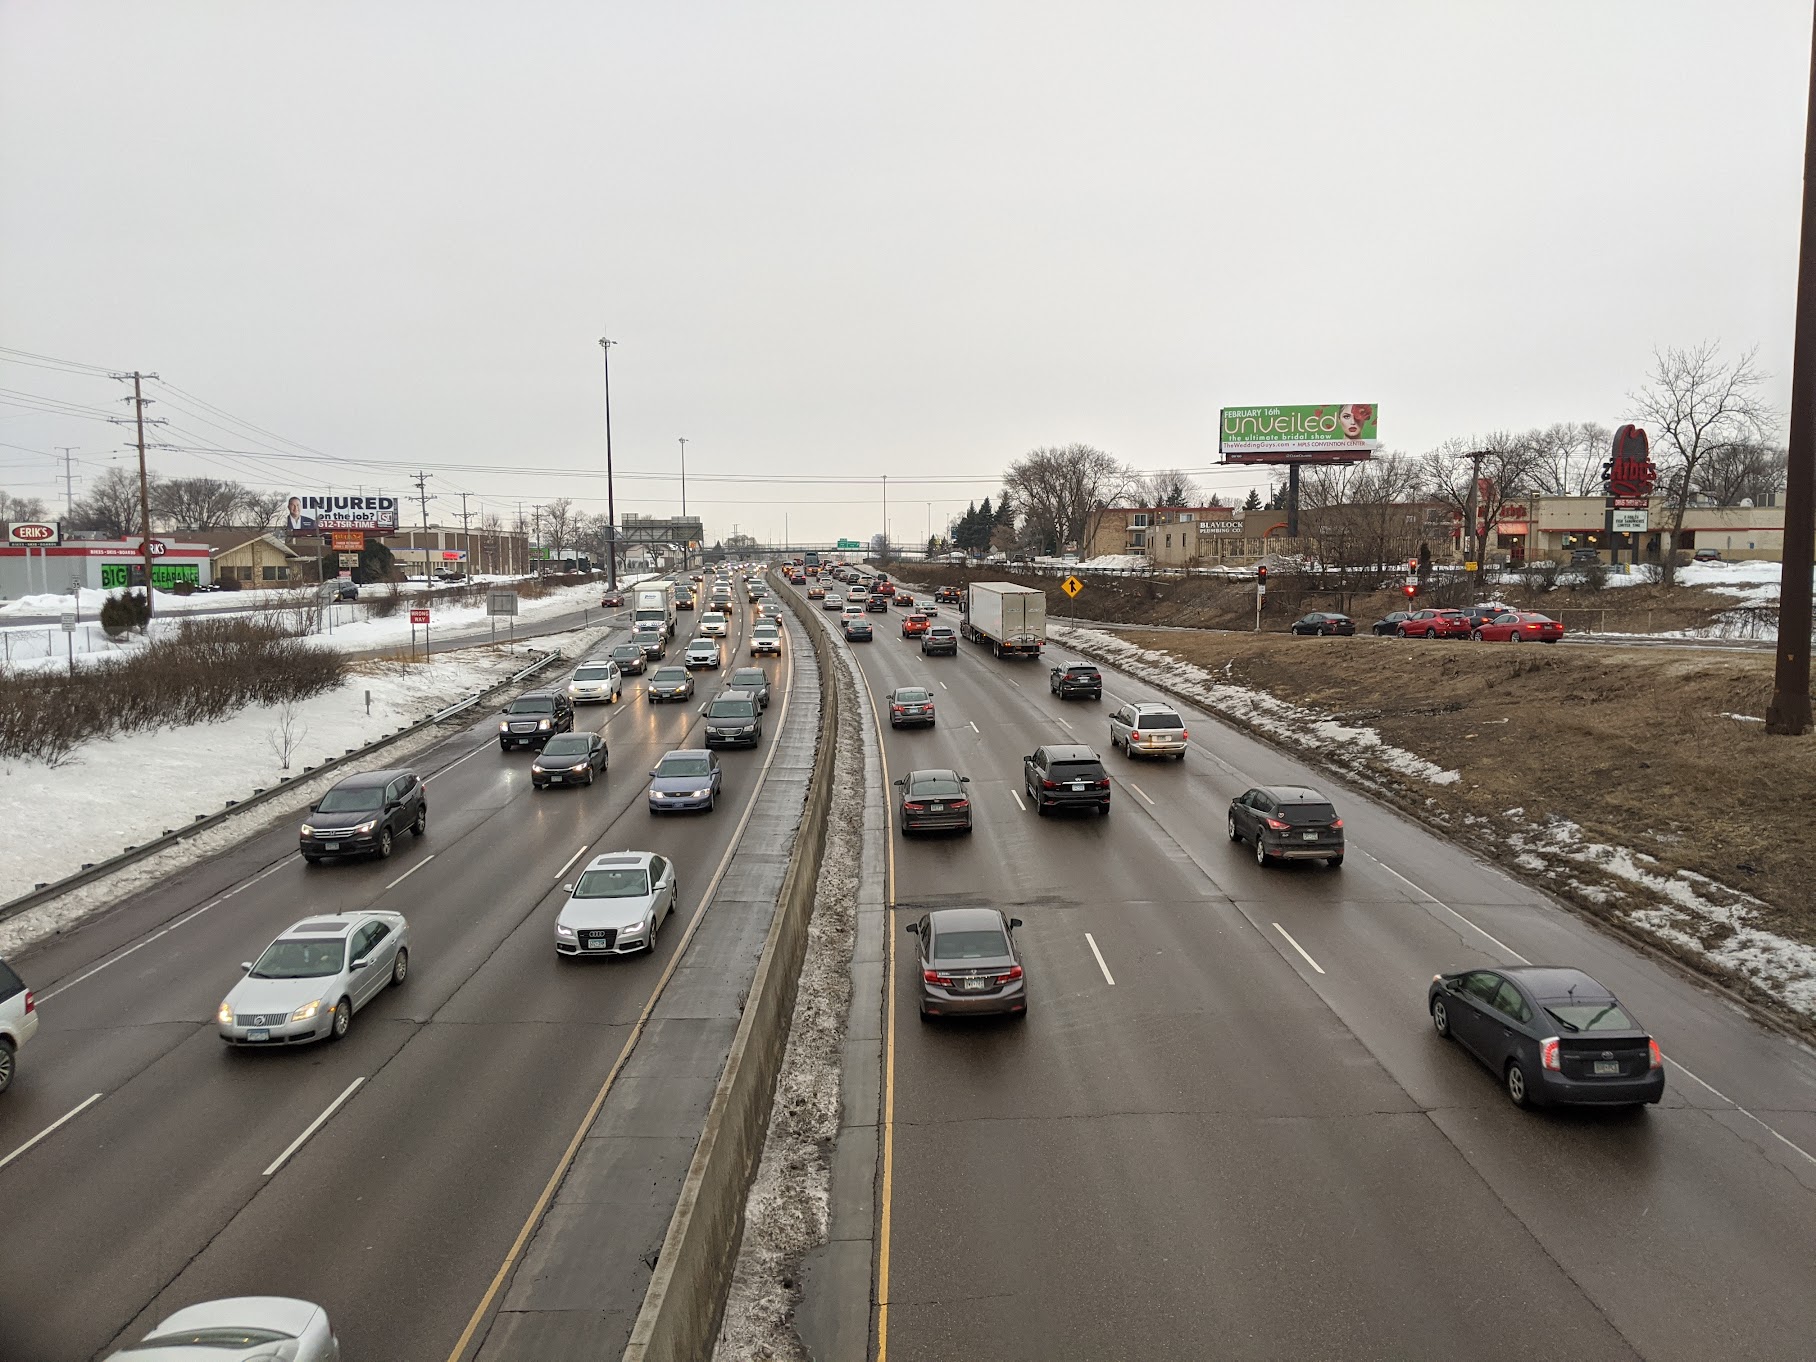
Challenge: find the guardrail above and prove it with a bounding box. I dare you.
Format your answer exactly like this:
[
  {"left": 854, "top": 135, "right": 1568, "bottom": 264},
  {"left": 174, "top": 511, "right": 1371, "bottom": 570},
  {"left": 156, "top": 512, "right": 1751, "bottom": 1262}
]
[
  {"left": 0, "top": 647, "right": 569, "bottom": 926},
  {"left": 622, "top": 569, "right": 840, "bottom": 1362}
]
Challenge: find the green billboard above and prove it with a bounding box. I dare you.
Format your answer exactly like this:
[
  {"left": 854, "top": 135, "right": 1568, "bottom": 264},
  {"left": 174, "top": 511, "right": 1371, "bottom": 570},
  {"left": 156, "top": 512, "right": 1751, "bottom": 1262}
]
[{"left": 1219, "top": 403, "right": 1379, "bottom": 463}]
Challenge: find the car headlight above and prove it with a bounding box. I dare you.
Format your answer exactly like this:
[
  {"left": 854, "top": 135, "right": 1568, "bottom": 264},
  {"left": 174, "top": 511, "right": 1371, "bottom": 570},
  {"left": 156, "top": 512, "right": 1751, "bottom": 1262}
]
[
  {"left": 556, "top": 924, "right": 577, "bottom": 938},
  {"left": 354, "top": 819, "right": 378, "bottom": 834},
  {"left": 300, "top": 824, "right": 315, "bottom": 837},
  {"left": 499, "top": 721, "right": 509, "bottom": 731},
  {"left": 570, "top": 762, "right": 590, "bottom": 773},
  {"left": 538, "top": 718, "right": 551, "bottom": 730},
  {"left": 290, "top": 999, "right": 324, "bottom": 1022},
  {"left": 740, "top": 724, "right": 756, "bottom": 734},
  {"left": 217, "top": 1000, "right": 234, "bottom": 1025},
  {"left": 692, "top": 788, "right": 713, "bottom": 798}
]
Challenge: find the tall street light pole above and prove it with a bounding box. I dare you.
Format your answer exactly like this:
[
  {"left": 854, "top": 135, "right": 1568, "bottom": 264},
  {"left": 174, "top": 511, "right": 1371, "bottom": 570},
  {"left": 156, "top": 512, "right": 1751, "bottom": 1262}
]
[
  {"left": 599, "top": 336, "right": 619, "bottom": 592},
  {"left": 678, "top": 437, "right": 688, "bottom": 570},
  {"left": 1768, "top": 5, "right": 1816, "bottom": 735}
]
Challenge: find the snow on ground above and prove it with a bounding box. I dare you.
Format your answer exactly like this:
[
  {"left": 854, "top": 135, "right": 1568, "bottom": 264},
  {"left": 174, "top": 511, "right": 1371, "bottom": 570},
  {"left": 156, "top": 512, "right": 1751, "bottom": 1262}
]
[
  {"left": 1078, "top": 554, "right": 1147, "bottom": 570},
  {"left": 1054, "top": 625, "right": 1461, "bottom": 788},
  {"left": 0, "top": 571, "right": 555, "bottom": 617},
  {"left": 0, "top": 619, "right": 618, "bottom": 951}
]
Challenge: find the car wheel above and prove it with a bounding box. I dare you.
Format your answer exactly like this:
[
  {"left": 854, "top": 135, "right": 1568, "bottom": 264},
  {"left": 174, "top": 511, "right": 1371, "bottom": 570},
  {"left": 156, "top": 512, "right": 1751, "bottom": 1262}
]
[
  {"left": 1431, "top": 999, "right": 1451, "bottom": 1039},
  {"left": 586, "top": 768, "right": 597, "bottom": 785},
  {"left": 1099, "top": 801, "right": 1110, "bottom": 816},
  {"left": 1327, "top": 854, "right": 1344, "bottom": 868},
  {"left": 1511, "top": 632, "right": 1524, "bottom": 643},
  {"left": 918, "top": 1004, "right": 932, "bottom": 1023},
  {"left": 1228, "top": 814, "right": 1240, "bottom": 842},
  {"left": 1472, "top": 630, "right": 1484, "bottom": 642},
  {"left": 0, "top": 1038, "right": 14, "bottom": 1094},
  {"left": 413, "top": 805, "right": 426, "bottom": 836},
  {"left": 1254, "top": 835, "right": 1268, "bottom": 866},
  {"left": 1505, "top": 1060, "right": 1532, "bottom": 1108},
  {"left": 708, "top": 791, "right": 717, "bottom": 812},
  {"left": 331, "top": 997, "right": 352, "bottom": 1041},
  {"left": 499, "top": 741, "right": 511, "bottom": 751},
  {"left": 376, "top": 827, "right": 393, "bottom": 859},
  {"left": 302, "top": 853, "right": 323, "bottom": 865},
  {"left": 1035, "top": 798, "right": 1048, "bottom": 817},
  {"left": 391, "top": 948, "right": 409, "bottom": 987},
  {"left": 647, "top": 913, "right": 659, "bottom": 954}
]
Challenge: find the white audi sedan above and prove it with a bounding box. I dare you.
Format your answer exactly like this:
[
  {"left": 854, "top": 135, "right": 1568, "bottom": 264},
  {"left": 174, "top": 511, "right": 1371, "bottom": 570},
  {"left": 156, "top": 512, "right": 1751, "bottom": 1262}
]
[
  {"left": 556, "top": 851, "right": 679, "bottom": 957},
  {"left": 102, "top": 1296, "right": 338, "bottom": 1360}
]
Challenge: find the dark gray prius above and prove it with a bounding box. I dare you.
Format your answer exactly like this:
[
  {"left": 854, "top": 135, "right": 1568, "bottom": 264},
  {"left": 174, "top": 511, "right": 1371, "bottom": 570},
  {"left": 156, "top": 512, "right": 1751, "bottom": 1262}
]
[
  {"left": 908, "top": 907, "right": 1026, "bottom": 1020},
  {"left": 1428, "top": 965, "right": 1665, "bottom": 1109}
]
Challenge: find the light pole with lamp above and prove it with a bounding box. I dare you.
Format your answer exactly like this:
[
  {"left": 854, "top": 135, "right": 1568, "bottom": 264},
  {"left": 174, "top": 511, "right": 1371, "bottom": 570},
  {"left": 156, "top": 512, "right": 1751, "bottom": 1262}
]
[{"left": 598, "top": 336, "right": 619, "bottom": 591}]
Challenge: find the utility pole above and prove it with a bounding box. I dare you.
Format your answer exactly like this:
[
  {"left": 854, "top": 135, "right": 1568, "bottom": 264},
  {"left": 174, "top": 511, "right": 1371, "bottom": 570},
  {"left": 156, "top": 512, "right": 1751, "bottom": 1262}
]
[
  {"left": 54, "top": 447, "right": 79, "bottom": 517},
  {"left": 600, "top": 336, "right": 620, "bottom": 591},
  {"left": 882, "top": 473, "right": 889, "bottom": 560},
  {"left": 412, "top": 471, "right": 433, "bottom": 531},
  {"left": 1768, "top": 4, "right": 1816, "bottom": 735},
  {"left": 1463, "top": 449, "right": 1489, "bottom": 586},
  {"left": 109, "top": 372, "right": 163, "bottom": 618},
  {"left": 458, "top": 492, "right": 473, "bottom": 574},
  {"left": 678, "top": 437, "right": 688, "bottom": 518}
]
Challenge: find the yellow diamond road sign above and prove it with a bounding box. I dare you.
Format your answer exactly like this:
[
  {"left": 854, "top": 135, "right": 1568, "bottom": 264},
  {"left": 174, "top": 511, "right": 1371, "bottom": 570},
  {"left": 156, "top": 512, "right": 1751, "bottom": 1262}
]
[{"left": 1061, "top": 575, "right": 1085, "bottom": 599}]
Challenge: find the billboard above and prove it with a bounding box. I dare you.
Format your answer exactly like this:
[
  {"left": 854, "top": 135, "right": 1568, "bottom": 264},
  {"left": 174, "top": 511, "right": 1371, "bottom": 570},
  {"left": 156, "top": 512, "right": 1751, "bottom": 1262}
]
[
  {"left": 284, "top": 494, "right": 399, "bottom": 534},
  {"left": 1220, "top": 404, "right": 1379, "bottom": 463}
]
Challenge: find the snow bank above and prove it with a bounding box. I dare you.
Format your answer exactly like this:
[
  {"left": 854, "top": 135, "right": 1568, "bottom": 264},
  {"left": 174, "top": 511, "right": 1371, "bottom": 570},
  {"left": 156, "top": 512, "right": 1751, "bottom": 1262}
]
[{"left": 1055, "top": 625, "right": 1461, "bottom": 788}]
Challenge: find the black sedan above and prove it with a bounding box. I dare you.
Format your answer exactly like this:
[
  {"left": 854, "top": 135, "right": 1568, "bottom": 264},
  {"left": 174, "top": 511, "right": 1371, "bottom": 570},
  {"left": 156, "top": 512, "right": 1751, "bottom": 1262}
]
[
  {"left": 531, "top": 732, "right": 608, "bottom": 789},
  {"left": 610, "top": 643, "right": 648, "bottom": 675},
  {"left": 908, "top": 907, "right": 1025, "bottom": 1020},
  {"left": 1049, "top": 663, "right": 1102, "bottom": 700},
  {"left": 1372, "top": 611, "right": 1414, "bottom": 636},
  {"left": 894, "top": 769, "right": 973, "bottom": 834},
  {"left": 1289, "top": 612, "right": 1356, "bottom": 636},
  {"left": 727, "top": 666, "right": 771, "bottom": 709},
  {"left": 843, "top": 617, "right": 874, "bottom": 642},
  {"left": 1428, "top": 966, "right": 1665, "bottom": 1109}
]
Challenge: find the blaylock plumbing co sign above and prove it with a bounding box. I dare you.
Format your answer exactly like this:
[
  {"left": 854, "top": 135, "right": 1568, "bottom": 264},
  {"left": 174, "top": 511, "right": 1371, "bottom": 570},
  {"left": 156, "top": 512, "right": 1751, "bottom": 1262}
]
[{"left": 1219, "top": 404, "right": 1380, "bottom": 463}]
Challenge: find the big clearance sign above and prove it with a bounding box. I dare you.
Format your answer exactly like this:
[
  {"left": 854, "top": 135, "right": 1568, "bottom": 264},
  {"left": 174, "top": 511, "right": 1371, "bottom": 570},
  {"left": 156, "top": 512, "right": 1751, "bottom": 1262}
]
[{"left": 1219, "top": 404, "right": 1379, "bottom": 463}]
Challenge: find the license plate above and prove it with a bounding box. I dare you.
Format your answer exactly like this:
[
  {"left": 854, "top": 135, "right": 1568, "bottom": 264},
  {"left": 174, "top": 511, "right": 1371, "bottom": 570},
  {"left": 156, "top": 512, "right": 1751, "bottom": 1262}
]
[
  {"left": 1071, "top": 782, "right": 1086, "bottom": 791},
  {"left": 587, "top": 940, "right": 610, "bottom": 951},
  {"left": 960, "top": 977, "right": 990, "bottom": 992},
  {"left": 247, "top": 1028, "right": 270, "bottom": 1042},
  {"left": 1593, "top": 1059, "right": 1620, "bottom": 1076},
  {"left": 549, "top": 775, "right": 562, "bottom": 783},
  {"left": 929, "top": 803, "right": 944, "bottom": 812},
  {"left": 1302, "top": 831, "right": 1318, "bottom": 840},
  {"left": 322, "top": 842, "right": 340, "bottom": 850}
]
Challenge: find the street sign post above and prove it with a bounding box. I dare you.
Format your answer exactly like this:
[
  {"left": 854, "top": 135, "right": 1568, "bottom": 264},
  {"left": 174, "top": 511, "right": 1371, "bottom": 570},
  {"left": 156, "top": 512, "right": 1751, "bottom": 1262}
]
[
  {"left": 1060, "top": 575, "right": 1085, "bottom": 599},
  {"left": 487, "top": 590, "right": 518, "bottom": 646},
  {"left": 410, "top": 608, "right": 430, "bottom": 662}
]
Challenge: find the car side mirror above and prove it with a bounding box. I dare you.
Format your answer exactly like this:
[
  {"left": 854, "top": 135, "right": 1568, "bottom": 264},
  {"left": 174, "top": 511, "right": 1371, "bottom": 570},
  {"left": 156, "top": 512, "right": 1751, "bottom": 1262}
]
[
  {"left": 240, "top": 961, "right": 252, "bottom": 972},
  {"left": 892, "top": 777, "right": 905, "bottom": 787},
  {"left": 649, "top": 769, "right": 659, "bottom": 778},
  {"left": 351, "top": 956, "right": 370, "bottom": 971},
  {"left": 904, "top": 922, "right": 919, "bottom": 935},
  {"left": 500, "top": 705, "right": 510, "bottom": 714},
  {"left": 308, "top": 801, "right": 320, "bottom": 813},
  {"left": 563, "top": 882, "right": 575, "bottom": 893},
  {"left": 1009, "top": 917, "right": 1023, "bottom": 929},
  {"left": 959, "top": 775, "right": 970, "bottom": 783}
]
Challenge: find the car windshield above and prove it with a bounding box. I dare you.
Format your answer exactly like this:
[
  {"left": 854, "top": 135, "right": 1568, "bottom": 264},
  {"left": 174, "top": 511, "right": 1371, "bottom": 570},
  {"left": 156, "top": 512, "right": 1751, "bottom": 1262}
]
[
  {"left": 929, "top": 627, "right": 954, "bottom": 637},
  {"left": 895, "top": 689, "right": 931, "bottom": 703},
  {"left": 1543, "top": 1000, "right": 1635, "bottom": 1032},
  {"left": 1067, "top": 667, "right": 1097, "bottom": 677},
  {"left": 1139, "top": 713, "right": 1183, "bottom": 729},
  {"left": 732, "top": 670, "right": 766, "bottom": 686},
  {"left": 657, "top": 754, "right": 712, "bottom": 777},
  {"left": 931, "top": 929, "right": 1010, "bottom": 961},
  {"left": 652, "top": 668, "right": 688, "bottom": 682},
  {"left": 128, "top": 1329, "right": 295, "bottom": 1350},
  {"left": 690, "top": 640, "right": 715, "bottom": 650},
  {"left": 251, "top": 937, "right": 346, "bottom": 978},
  {"left": 316, "top": 785, "right": 385, "bottom": 813},
  {"left": 574, "top": 665, "right": 612, "bottom": 680},
  {"left": 508, "top": 697, "right": 555, "bottom": 714},
  {"left": 541, "top": 736, "right": 591, "bottom": 756},
  {"left": 707, "top": 699, "right": 756, "bottom": 718},
  {"left": 612, "top": 647, "right": 641, "bottom": 659},
  {"left": 910, "top": 777, "right": 963, "bottom": 797},
  {"left": 573, "top": 868, "right": 651, "bottom": 898},
  {"left": 1049, "top": 762, "right": 1103, "bottom": 780},
  {"left": 1282, "top": 803, "right": 1338, "bottom": 825}
]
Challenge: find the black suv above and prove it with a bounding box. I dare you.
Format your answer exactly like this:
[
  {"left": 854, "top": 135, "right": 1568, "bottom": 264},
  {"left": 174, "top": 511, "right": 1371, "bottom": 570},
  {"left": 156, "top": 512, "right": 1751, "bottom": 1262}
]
[
  {"left": 1049, "top": 663, "right": 1102, "bottom": 700},
  {"left": 1023, "top": 744, "right": 1110, "bottom": 816},
  {"left": 701, "top": 690, "right": 764, "bottom": 748},
  {"left": 301, "top": 768, "right": 427, "bottom": 862},
  {"left": 498, "top": 691, "right": 575, "bottom": 750},
  {"left": 865, "top": 594, "right": 890, "bottom": 613}
]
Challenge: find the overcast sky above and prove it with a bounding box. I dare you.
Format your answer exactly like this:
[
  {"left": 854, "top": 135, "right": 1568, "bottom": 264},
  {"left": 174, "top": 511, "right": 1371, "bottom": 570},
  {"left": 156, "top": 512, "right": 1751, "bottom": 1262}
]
[{"left": 2, "top": 1, "right": 1810, "bottom": 547}]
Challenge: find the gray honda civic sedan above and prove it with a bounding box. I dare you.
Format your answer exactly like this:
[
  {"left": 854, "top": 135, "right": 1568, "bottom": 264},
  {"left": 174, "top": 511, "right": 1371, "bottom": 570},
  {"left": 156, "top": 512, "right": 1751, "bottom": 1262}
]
[{"left": 907, "top": 907, "right": 1026, "bottom": 1020}]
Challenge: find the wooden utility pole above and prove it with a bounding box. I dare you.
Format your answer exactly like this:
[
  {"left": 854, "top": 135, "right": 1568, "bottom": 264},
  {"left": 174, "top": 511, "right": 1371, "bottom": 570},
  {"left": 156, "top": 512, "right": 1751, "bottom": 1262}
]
[{"left": 1463, "top": 449, "right": 1488, "bottom": 586}]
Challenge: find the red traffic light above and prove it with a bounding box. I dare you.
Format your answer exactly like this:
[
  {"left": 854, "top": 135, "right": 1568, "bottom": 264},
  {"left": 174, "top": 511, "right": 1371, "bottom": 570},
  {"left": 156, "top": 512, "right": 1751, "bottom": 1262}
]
[
  {"left": 1256, "top": 565, "right": 1268, "bottom": 584},
  {"left": 1403, "top": 583, "right": 1417, "bottom": 598}
]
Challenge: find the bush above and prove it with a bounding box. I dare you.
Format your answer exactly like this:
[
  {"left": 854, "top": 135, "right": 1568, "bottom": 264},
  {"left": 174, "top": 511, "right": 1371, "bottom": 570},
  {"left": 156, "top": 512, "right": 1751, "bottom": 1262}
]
[
  {"left": 99, "top": 591, "right": 150, "bottom": 636},
  {"left": 0, "top": 616, "right": 346, "bottom": 765},
  {"left": 365, "top": 581, "right": 404, "bottom": 618},
  {"left": 1573, "top": 560, "right": 1610, "bottom": 593}
]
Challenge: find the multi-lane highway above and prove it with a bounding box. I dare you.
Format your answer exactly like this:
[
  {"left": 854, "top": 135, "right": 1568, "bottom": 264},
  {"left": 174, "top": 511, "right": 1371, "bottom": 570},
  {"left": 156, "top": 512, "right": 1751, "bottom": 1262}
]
[
  {"left": 0, "top": 583, "right": 800, "bottom": 1362},
  {"left": 804, "top": 576, "right": 1816, "bottom": 1362}
]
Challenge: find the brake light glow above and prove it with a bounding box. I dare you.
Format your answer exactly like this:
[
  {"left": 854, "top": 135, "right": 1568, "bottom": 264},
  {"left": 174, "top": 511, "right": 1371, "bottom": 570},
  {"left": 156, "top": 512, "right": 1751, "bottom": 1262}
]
[
  {"left": 902, "top": 801, "right": 925, "bottom": 811},
  {"left": 1180, "top": 729, "right": 1188, "bottom": 740},
  {"left": 22, "top": 989, "right": 33, "bottom": 1014},
  {"left": 1097, "top": 778, "right": 1110, "bottom": 788},
  {"left": 923, "top": 969, "right": 953, "bottom": 986},
  {"left": 1330, "top": 818, "right": 1343, "bottom": 830},
  {"left": 995, "top": 965, "right": 1024, "bottom": 984},
  {"left": 1540, "top": 1037, "right": 1562, "bottom": 1071},
  {"left": 1129, "top": 730, "right": 1141, "bottom": 742},
  {"left": 949, "top": 798, "right": 969, "bottom": 809},
  {"left": 1648, "top": 1038, "right": 1663, "bottom": 1070},
  {"left": 1042, "top": 779, "right": 1058, "bottom": 789},
  {"left": 1265, "top": 817, "right": 1290, "bottom": 831}
]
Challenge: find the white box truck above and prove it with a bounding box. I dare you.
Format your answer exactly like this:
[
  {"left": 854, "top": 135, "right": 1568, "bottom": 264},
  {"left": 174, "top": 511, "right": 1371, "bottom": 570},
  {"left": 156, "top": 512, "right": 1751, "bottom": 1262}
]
[
  {"left": 634, "top": 581, "right": 677, "bottom": 638},
  {"left": 962, "top": 582, "right": 1046, "bottom": 658}
]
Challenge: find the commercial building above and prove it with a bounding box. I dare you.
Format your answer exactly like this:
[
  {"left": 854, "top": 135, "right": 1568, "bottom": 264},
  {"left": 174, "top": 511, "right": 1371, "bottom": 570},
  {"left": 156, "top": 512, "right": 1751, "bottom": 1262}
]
[
  {"left": 1517, "top": 496, "right": 1799, "bottom": 564},
  {"left": 185, "top": 530, "right": 317, "bottom": 586},
  {"left": 386, "top": 526, "right": 531, "bottom": 576},
  {"left": 1085, "top": 506, "right": 1283, "bottom": 566},
  {"left": 0, "top": 533, "right": 214, "bottom": 600}
]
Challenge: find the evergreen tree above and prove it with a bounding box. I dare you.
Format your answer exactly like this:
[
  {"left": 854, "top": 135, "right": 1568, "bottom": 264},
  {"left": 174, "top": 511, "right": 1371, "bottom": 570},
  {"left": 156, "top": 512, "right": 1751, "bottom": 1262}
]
[{"left": 1242, "top": 488, "right": 1262, "bottom": 511}]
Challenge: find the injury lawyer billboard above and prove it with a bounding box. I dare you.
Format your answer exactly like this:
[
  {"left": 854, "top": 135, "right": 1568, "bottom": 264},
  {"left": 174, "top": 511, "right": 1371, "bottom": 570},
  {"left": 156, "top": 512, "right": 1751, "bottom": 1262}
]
[
  {"left": 1219, "top": 404, "right": 1379, "bottom": 463},
  {"left": 284, "top": 494, "right": 399, "bottom": 533}
]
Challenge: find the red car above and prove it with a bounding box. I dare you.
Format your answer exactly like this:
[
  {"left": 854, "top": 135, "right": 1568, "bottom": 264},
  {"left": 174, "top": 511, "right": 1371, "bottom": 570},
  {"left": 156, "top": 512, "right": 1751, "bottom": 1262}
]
[
  {"left": 894, "top": 592, "right": 915, "bottom": 608},
  {"left": 1396, "top": 609, "right": 1471, "bottom": 640},
  {"left": 875, "top": 579, "right": 896, "bottom": 596},
  {"left": 901, "top": 613, "right": 931, "bottom": 637},
  {"left": 600, "top": 592, "right": 625, "bottom": 607},
  {"left": 1475, "top": 611, "right": 1565, "bottom": 643}
]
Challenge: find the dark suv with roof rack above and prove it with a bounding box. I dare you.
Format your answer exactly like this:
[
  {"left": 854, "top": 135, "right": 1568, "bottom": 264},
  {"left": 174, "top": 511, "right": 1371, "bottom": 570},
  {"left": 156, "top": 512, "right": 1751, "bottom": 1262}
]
[
  {"left": 498, "top": 690, "right": 574, "bottom": 750},
  {"left": 299, "top": 769, "right": 427, "bottom": 862},
  {"left": 1022, "top": 744, "right": 1111, "bottom": 816}
]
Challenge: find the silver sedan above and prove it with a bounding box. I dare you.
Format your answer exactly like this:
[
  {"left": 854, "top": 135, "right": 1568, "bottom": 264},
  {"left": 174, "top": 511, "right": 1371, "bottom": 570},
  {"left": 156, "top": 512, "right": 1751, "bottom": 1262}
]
[
  {"left": 102, "top": 1296, "right": 338, "bottom": 1360},
  {"left": 218, "top": 911, "right": 409, "bottom": 1046}
]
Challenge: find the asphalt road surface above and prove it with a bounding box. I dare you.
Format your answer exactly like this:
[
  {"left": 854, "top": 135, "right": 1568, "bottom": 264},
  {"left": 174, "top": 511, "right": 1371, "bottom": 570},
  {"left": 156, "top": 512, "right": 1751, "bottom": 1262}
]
[
  {"left": 814, "top": 582, "right": 1816, "bottom": 1362},
  {"left": 0, "top": 591, "right": 789, "bottom": 1362}
]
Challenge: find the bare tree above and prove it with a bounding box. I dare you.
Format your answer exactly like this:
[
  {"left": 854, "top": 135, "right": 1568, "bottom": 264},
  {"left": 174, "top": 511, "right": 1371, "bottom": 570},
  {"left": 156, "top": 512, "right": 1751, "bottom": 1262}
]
[
  {"left": 68, "top": 466, "right": 150, "bottom": 536},
  {"left": 265, "top": 699, "right": 309, "bottom": 771},
  {"left": 480, "top": 510, "right": 504, "bottom": 573},
  {"left": 1696, "top": 441, "right": 1787, "bottom": 507},
  {"left": 1422, "top": 434, "right": 1540, "bottom": 572},
  {"left": 0, "top": 489, "right": 49, "bottom": 522},
  {"left": 243, "top": 490, "right": 288, "bottom": 528},
  {"left": 1524, "top": 421, "right": 1612, "bottom": 497},
  {"left": 1003, "top": 444, "right": 1132, "bottom": 555},
  {"left": 540, "top": 497, "right": 576, "bottom": 557},
  {"left": 1300, "top": 452, "right": 1431, "bottom": 572},
  {"left": 151, "top": 477, "right": 252, "bottom": 529},
  {"left": 1630, "top": 342, "right": 1775, "bottom": 578},
  {"left": 1130, "top": 468, "right": 1201, "bottom": 507}
]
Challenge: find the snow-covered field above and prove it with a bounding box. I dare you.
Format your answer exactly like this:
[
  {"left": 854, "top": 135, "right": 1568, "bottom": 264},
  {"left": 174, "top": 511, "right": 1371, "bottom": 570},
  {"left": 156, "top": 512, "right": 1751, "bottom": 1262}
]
[{"left": 0, "top": 620, "right": 616, "bottom": 946}]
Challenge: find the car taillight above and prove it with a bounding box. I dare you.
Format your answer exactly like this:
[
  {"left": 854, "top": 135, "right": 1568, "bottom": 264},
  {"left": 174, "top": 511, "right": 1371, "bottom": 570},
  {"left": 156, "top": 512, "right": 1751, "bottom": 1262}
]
[
  {"left": 1097, "top": 778, "right": 1110, "bottom": 788},
  {"left": 1180, "top": 729, "right": 1188, "bottom": 740},
  {"left": 1041, "top": 779, "right": 1058, "bottom": 790},
  {"left": 891, "top": 705, "right": 903, "bottom": 714},
  {"left": 903, "top": 801, "right": 925, "bottom": 812},
  {"left": 1265, "top": 817, "right": 1290, "bottom": 831},
  {"left": 995, "top": 965, "right": 1024, "bottom": 984},
  {"left": 1329, "top": 818, "right": 1343, "bottom": 830},
  {"left": 949, "top": 798, "right": 969, "bottom": 809},
  {"left": 22, "top": 989, "right": 34, "bottom": 1014},
  {"left": 1648, "top": 1038, "right": 1663, "bottom": 1070},
  {"left": 1129, "top": 730, "right": 1141, "bottom": 741},
  {"left": 923, "top": 969, "right": 953, "bottom": 986},
  {"left": 1540, "top": 1037, "right": 1562, "bottom": 1071}
]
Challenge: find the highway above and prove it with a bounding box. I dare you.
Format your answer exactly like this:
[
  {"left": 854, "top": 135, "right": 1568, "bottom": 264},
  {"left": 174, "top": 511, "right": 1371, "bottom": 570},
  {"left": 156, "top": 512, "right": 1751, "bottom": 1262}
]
[
  {"left": 0, "top": 583, "right": 800, "bottom": 1362},
  {"left": 805, "top": 578, "right": 1816, "bottom": 1362}
]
